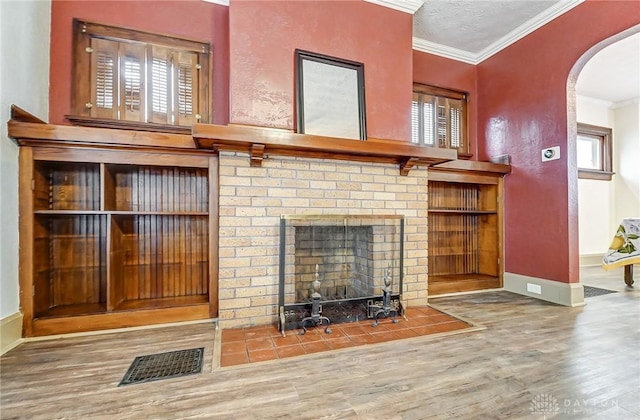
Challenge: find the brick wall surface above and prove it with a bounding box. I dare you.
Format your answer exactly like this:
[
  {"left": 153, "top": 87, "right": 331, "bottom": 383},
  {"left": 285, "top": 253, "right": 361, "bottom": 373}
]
[{"left": 217, "top": 152, "right": 428, "bottom": 328}]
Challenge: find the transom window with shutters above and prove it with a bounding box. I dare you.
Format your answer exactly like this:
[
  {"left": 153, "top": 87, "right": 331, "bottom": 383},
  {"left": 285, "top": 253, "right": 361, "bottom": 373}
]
[
  {"left": 68, "top": 20, "right": 210, "bottom": 132},
  {"left": 411, "top": 84, "right": 469, "bottom": 156}
]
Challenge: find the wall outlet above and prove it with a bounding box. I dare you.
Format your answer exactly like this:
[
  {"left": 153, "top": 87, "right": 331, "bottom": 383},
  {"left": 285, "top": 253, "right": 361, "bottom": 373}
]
[
  {"left": 527, "top": 283, "right": 542, "bottom": 294},
  {"left": 541, "top": 146, "right": 560, "bottom": 162}
]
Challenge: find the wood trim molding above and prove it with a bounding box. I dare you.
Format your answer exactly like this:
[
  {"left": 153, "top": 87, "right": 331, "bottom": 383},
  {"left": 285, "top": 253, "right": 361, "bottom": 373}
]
[
  {"left": 8, "top": 121, "right": 199, "bottom": 152},
  {"left": 430, "top": 159, "right": 512, "bottom": 175},
  {"left": 65, "top": 115, "right": 192, "bottom": 135},
  {"left": 192, "top": 123, "right": 457, "bottom": 175},
  {"left": 11, "top": 105, "right": 46, "bottom": 124},
  {"left": 0, "top": 312, "right": 24, "bottom": 355},
  {"left": 578, "top": 169, "right": 614, "bottom": 181}
]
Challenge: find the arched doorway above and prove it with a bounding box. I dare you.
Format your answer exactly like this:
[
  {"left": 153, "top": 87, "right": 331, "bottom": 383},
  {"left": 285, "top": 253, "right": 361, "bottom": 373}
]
[{"left": 567, "top": 26, "right": 640, "bottom": 292}]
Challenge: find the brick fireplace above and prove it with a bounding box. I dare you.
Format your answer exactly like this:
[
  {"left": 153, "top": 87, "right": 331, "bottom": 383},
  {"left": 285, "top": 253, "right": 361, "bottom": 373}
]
[{"left": 217, "top": 152, "right": 429, "bottom": 328}]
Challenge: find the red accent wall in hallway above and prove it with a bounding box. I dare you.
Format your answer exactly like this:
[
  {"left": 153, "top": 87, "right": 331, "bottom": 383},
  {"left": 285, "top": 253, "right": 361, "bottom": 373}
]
[
  {"left": 477, "top": 0, "right": 640, "bottom": 283},
  {"left": 413, "top": 51, "right": 478, "bottom": 157},
  {"left": 228, "top": 0, "right": 413, "bottom": 141},
  {"left": 49, "top": 0, "right": 229, "bottom": 125}
]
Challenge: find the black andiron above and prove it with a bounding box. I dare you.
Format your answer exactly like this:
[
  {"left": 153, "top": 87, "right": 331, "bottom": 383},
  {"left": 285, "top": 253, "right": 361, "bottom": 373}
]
[
  {"left": 299, "top": 264, "right": 332, "bottom": 335},
  {"left": 371, "top": 265, "right": 399, "bottom": 327}
]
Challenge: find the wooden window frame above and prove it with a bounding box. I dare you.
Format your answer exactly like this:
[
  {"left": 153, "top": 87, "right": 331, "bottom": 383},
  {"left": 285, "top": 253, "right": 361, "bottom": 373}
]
[
  {"left": 412, "top": 84, "right": 470, "bottom": 158},
  {"left": 577, "top": 122, "right": 614, "bottom": 181},
  {"left": 68, "top": 19, "right": 211, "bottom": 133}
]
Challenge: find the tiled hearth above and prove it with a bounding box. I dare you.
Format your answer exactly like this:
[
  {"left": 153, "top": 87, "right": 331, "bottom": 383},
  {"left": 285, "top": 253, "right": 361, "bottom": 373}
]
[{"left": 219, "top": 306, "right": 473, "bottom": 367}]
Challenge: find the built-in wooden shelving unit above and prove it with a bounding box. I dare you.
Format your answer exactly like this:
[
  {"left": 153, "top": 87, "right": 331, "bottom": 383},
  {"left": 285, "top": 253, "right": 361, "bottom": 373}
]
[
  {"left": 427, "top": 160, "right": 511, "bottom": 295},
  {"left": 10, "top": 106, "right": 217, "bottom": 336}
]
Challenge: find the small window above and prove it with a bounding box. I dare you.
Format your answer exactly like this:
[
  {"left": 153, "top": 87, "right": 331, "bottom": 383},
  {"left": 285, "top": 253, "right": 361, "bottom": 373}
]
[
  {"left": 411, "top": 84, "right": 469, "bottom": 157},
  {"left": 68, "top": 20, "right": 210, "bottom": 132},
  {"left": 577, "top": 123, "right": 613, "bottom": 180}
]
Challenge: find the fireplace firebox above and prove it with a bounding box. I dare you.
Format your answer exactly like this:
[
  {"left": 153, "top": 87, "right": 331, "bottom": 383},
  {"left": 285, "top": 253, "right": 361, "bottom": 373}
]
[{"left": 278, "top": 215, "right": 404, "bottom": 336}]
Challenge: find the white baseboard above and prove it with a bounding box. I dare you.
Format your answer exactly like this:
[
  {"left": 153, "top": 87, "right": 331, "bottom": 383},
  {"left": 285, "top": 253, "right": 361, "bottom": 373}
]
[
  {"left": 1, "top": 312, "right": 24, "bottom": 355},
  {"left": 504, "top": 273, "right": 585, "bottom": 307},
  {"left": 580, "top": 254, "right": 605, "bottom": 267}
]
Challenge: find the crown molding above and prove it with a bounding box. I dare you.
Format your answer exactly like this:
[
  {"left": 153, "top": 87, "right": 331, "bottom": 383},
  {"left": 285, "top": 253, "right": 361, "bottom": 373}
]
[
  {"left": 412, "top": 37, "right": 479, "bottom": 64},
  {"left": 611, "top": 97, "right": 640, "bottom": 110},
  {"left": 413, "top": 0, "right": 584, "bottom": 64},
  {"left": 576, "top": 94, "right": 614, "bottom": 109},
  {"left": 364, "top": 0, "right": 423, "bottom": 14},
  {"left": 577, "top": 95, "right": 640, "bottom": 110},
  {"left": 475, "top": 0, "right": 585, "bottom": 63},
  {"left": 204, "top": 0, "right": 423, "bottom": 12},
  {"left": 202, "top": 0, "right": 229, "bottom": 6}
]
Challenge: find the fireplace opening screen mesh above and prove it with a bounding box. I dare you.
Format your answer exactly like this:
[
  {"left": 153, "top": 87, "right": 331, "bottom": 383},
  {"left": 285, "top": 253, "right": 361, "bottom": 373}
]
[{"left": 278, "top": 215, "right": 404, "bottom": 330}]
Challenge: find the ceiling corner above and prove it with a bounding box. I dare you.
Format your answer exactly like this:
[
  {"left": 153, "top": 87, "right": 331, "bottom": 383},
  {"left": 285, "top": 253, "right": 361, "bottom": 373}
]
[
  {"left": 412, "top": 38, "right": 479, "bottom": 65},
  {"left": 475, "top": 0, "right": 585, "bottom": 63},
  {"left": 202, "top": 0, "right": 229, "bottom": 6},
  {"left": 364, "top": 0, "right": 423, "bottom": 15}
]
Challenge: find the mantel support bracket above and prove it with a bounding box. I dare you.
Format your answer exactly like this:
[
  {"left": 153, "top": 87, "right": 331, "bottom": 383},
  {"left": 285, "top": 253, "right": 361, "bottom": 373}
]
[
  {"left": 400, "top": 157, "right": 419, "bottom": 176},
  {"left": 250, "top": 144, "right": 265, "bottom": 167}
]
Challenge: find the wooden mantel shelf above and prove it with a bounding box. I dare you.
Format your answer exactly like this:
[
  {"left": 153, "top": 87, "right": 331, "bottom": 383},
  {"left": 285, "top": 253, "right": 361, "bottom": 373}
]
[
  {"left": 192, "top": 123, "right": 457, "bottom": 175},
  {"left": 432, "top": 159, "right": 512, "bottom": 175}
]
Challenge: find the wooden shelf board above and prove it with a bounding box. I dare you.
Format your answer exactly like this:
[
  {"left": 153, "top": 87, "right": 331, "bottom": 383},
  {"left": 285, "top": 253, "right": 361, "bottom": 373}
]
[
  {"left": 431, "top": 159, "right": 511, "bottom": 175},
  {"left": 428, "top": 274, "right": 501, "bottom": 296},
  {"left": 109, "top": 211, "right": 209, "bottom": 216},
  {"left": 35, "top": 210, "right": 103, "bottom": 215},
  {"left": 192, "top": 123, "right": 457, "bottom": 173},
  {"left": 9, "top": 120, "right": 197, "bottom": 151},
  {"left": 114, "top": 295, "right": 208, "bottom": 311},
  {"left": 428, "top": 209, "right": 497, "bottom": 214},
  {"left": 429, "top": 273, "right": 499, "bottom": 283},
  {"left": 429, "top": 253, "right": 479, "bottom": 257},
  {"left": 29, "top": 303, "right": 211, "bottom": 337},
  {"left": 65, "top": 115, "right": 192, "bottom": 135},
  {"left": 35, "top": 210, "right": 209, "bottom": 216},
  {"left": 35, "top": 303, "right": 107, "bottom": 319}
]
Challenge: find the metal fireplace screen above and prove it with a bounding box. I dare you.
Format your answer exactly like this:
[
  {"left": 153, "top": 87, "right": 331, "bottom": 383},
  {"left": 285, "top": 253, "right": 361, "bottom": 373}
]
[{"left": 278, "top": 215, "right": 404, "bottom": 334}]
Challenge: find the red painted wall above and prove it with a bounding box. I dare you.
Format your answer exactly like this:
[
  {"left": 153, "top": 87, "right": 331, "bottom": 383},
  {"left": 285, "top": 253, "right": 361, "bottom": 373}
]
[
  {"left": 477, "top": 0, "right": 640, "bottom": 283},
  {"left": 49, "top": 0, "right": 229, "bottom": 125},
  {"left": 413, "top": 51, "right": 478, "bottom": 157},
  {"left": 228, "top": 0, "right": 413, "bottom": 141}
]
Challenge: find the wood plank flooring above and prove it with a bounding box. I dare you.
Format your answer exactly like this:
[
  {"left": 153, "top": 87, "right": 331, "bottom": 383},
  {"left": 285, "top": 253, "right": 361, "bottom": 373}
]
[{"left": 1, "top": 267, "right": 639, "bottom": 419}]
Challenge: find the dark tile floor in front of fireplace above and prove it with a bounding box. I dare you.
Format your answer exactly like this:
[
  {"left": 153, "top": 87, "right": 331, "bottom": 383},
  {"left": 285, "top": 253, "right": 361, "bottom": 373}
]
[{"left": 220, "top": 306, "right": 470, "bottom": 367}]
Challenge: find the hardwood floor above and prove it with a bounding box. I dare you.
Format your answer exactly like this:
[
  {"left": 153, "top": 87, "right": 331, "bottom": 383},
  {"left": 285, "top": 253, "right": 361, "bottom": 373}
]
[{"left": 1, "top": 269, "right": 639, "bottom": 419}]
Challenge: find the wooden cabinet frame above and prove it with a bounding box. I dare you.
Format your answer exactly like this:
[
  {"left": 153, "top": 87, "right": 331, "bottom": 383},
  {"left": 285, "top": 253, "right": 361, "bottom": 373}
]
[
  {"left": 11, "top": 111, "right": 218, "bottom": 337},
  {"left": 427, "top": 160, "right": 510, "bottom": 295}
]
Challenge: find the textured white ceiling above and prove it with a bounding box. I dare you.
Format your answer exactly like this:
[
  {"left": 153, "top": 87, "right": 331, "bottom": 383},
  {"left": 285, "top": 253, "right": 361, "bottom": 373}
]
[
  {"left": 576, "top": 33, "right": 640, "bottom": 105},
  {"left": 413, "top": 0, "right": 559, "bottom": 55}
]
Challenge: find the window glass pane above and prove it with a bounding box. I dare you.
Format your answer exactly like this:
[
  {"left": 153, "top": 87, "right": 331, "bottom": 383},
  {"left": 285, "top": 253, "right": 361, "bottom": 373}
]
[
  {"left": 123, "top": 55, "right": 142, "bottom": 112},
  {"left": 436, "top": 104, "right": 447, "bottom": 148},
  {"left": 577, "top": 134, "right": 601, "bottom": 170},
  {"left": 151, "top": 57, "right": 169, "bottom": 114},
  {"left": 411, "top": 100, "right": 419, "bottom": 144},
  {"left": 423, "top": 101, "right": 434, "bottom": 146},
  {"left": 450, "top": 106, "right": 461, "bottom": 148},
  {"left": 95, "top": 52, "right": 114, "bottom": 109},
  {"left": 177, "top": 61, "right": 194, "bottom": 116}
]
